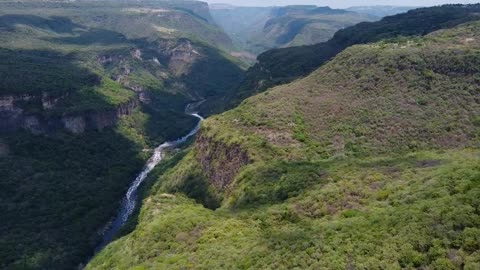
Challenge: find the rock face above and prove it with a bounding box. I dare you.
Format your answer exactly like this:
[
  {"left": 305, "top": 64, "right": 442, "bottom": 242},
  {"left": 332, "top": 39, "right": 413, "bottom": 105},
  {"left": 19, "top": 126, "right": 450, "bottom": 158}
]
[
  {"left": 42, "top": 92, "right": 67, "bottom": 110},
  {"left": 86, "top": 98, "right": 139, "bottom": 131},
  {"left": 195, "top": 131, "right": 249, "bottom": 190},
  {"left": 0, "top": 142, "right": 9, "bottom": 157},
  {"left": 1, "top": 94, "right": 38, "bottom": 133},
  {"left": 98, "top": 39, "right": 201, "bottom": 97},
  {"left": 62, "top": 116, "right": 86, "bottom": 134},
  {"left": 0, "top": 93, "right": 139, "bottom": 134},
  {"left": 165, "top": 39, "right": 201, "bottom": 76}
]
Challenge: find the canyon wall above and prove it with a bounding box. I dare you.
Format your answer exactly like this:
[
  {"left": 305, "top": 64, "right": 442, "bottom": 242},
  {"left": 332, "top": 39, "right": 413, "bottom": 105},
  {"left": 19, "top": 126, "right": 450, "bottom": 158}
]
[
  {"left": 0, "top": 93, "right": 138, "bottom": 134},
  {"left": 194, "top": 131, "right": 250, "bottom": 190}
]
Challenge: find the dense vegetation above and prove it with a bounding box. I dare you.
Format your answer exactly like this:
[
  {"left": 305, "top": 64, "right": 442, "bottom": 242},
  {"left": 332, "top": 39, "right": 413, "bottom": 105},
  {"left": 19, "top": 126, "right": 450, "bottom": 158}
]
[
  {"left": 88, "top": 150, "right": 480, "bottom": 270},
  {"left": 88, "top": 21, "right": 480, "bottom": 270},
  {"left": 0, "top": 48, "right": 99, "bottom": 96},
  {"left": 228, "top": 4, "right": 480, "bottom": 109},
  {"left": 0, "top": 130, "right": 145, "bottom": 269},
  {"left": 0, "top": 1, "right": 243, "bottom": 269}
]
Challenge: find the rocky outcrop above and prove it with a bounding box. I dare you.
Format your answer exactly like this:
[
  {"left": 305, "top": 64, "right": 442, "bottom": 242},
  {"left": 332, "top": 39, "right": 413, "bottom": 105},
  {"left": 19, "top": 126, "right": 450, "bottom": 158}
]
[
  {"left": 97, "top": 39, "right": 205, "bottom": 100},
  {"left": 62, "top": 116, "right": 86, "bottom": 134},
  {"left": 131, "top": 48, "right": 142, "bottom": 60},
  {"left": 0, "top": 142, "right": 9, "bottom": 157},
  {"left": 0, "top": 93, "right": 139, "bottom": 134},
  {"left": 99, "top": 39, "right": 202, "bottom": 80},
  {"left": 195, "top": 132, "right": 249, "bottom": 190},
  {"left": 1, "top": 94, "right": 45, "bottom": 134},
  {"left": 166, "top": 39, "right": 201, "bottom": 76},
  {"left": 42, "top": 92, "right": 68, "bottom": 110},
  {"left": 85, "top": 97, "right": 139, "bottom": 131},
  {"left": 60, "top": 97, "right": 139, "bottom": 134}
]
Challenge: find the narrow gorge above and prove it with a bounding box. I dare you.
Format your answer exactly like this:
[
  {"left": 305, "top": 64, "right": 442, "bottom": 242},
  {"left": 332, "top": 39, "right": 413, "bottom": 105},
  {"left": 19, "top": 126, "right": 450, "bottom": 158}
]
[
  {"left": 94, "top": 102, "right": 204, "bottom": 254},
  {"left": 0, "top": 93, "right": 139, "bottom": 134}
]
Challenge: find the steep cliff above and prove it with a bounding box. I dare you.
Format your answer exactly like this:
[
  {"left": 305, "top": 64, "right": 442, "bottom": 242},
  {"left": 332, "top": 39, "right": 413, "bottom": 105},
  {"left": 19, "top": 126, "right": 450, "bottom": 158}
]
[
  {"left": 0, "top": 93, "right": 138, "bottom": 134},
  {"left": 195, "top": 131, "right": 249, "bottom": 190},
  {"left": 143, "top": 129, "right": 251, "bottom": 210}
]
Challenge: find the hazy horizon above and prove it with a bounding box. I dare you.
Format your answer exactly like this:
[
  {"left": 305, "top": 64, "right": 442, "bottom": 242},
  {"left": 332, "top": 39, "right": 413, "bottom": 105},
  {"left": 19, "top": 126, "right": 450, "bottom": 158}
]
[{"left": 206, "top": 0, "right": 479, "bottom": 8}]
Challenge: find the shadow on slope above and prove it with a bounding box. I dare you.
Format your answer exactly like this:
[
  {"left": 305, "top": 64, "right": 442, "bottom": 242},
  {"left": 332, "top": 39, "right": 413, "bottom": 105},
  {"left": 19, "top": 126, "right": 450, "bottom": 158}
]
[
  {"left": 0, "top": 14, "right": 84, "bottom": 33},
  {"left": 49, "top": 29, "right": 128, "bottom": 45},
  {"left": 0, "top": 129, "right": 145, "bottom": 270},
  {"left": 0, "top": 48, "right": 100, "bottom": 96}
]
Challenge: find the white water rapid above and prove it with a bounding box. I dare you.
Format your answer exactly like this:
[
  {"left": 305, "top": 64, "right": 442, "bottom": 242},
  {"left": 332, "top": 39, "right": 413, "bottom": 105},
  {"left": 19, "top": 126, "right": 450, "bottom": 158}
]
[{"left": 94, "top": 103, "right": 204, "bottom": 253}]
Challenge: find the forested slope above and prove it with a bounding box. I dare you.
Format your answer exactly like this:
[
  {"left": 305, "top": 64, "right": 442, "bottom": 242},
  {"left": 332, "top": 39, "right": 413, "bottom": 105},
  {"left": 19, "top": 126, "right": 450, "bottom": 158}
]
[{"left": 88, "top": 21, "right": 480, "bottom": 270}]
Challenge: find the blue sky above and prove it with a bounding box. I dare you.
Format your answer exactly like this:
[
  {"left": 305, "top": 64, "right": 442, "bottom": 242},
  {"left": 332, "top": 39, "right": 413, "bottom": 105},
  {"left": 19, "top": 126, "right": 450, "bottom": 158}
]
[{"left": 205, "top": 0, "right": 479, "bottom": 8}]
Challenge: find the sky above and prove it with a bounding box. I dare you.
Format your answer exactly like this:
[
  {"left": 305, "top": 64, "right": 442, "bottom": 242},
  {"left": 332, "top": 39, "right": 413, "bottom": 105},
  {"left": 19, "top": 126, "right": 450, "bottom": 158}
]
[{"left": 205, "top": 0, "right": 479, "bottom": 8}]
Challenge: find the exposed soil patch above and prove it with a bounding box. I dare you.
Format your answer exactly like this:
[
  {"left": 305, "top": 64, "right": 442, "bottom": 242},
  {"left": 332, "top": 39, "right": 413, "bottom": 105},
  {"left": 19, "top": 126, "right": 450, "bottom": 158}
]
[{"left": 415, "top": 159, "right": 443, "bottom": 168}]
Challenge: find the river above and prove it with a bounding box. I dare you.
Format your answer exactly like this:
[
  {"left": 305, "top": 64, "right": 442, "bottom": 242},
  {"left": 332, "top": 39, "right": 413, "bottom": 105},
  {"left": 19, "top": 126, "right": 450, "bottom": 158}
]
[{"left": 93, "top": 102, "right": 204, "bottom": 253}]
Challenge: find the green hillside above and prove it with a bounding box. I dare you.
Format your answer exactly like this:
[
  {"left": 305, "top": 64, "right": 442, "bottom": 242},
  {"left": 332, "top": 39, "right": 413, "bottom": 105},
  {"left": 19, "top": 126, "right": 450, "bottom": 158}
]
[
  {"left": 87, "top": 21, "right": 480, "bottom": 270},
  {"left": 0, "top": 1, "right": 243, "bottom": 269},
  {"left": 228, "top": 4, "right": 480, "bottom": 110}
]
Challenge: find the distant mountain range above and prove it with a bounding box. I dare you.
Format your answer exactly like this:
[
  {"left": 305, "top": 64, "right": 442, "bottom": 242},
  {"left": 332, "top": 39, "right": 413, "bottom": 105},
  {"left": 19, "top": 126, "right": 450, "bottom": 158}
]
[
  {"left": 210, "top": 4, "right": 376, "bottom": 55},
  {"left": 224, "top": 4, "right": 480, "bottom": 111},
  {"left": 346, "top": 5, "right": 419, "bottom": 17}
]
